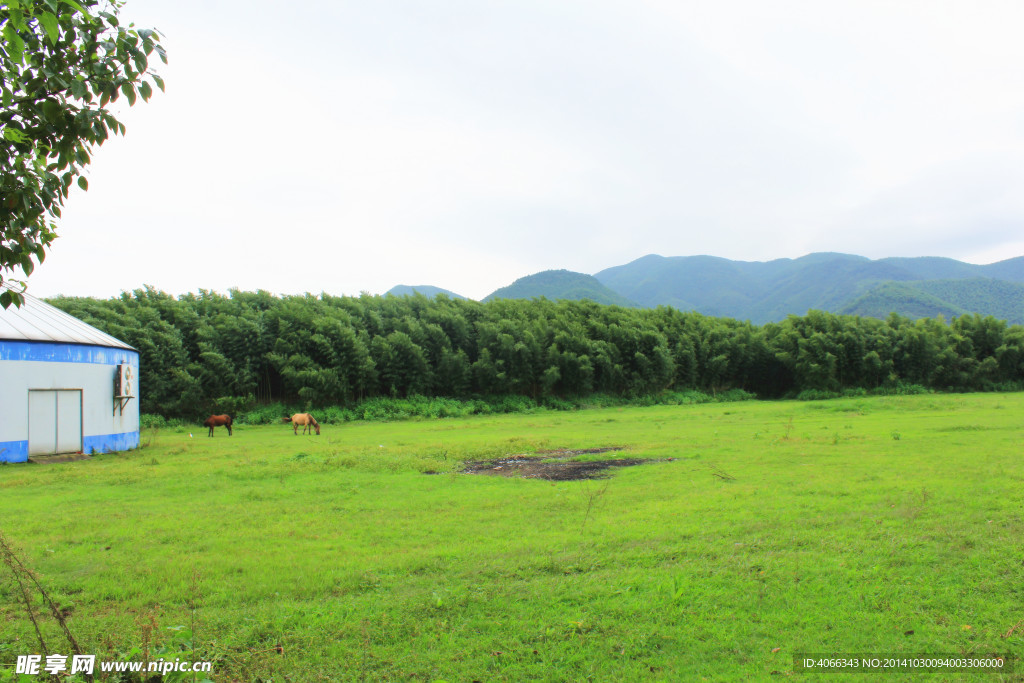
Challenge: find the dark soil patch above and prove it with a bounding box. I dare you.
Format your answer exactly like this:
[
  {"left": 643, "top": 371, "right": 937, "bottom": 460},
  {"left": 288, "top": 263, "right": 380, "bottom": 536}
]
[
  {"left": 27, "top": 453, "right": 92, "bottom": 465},
  {"left": 534, "top": 447, "right": 622, "bottom": 456},
  {"left": 462, "top": 448, "right": 668, "bottom": 481}
]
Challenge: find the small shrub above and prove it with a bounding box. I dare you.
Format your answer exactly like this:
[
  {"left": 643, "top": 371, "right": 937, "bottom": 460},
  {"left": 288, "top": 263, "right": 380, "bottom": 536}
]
[
  {"left": 239, "top": 402, "right": 290, "bottom": 425},
  {"left": 715, "top": 388, "right": 757, "bottom": 402},
  {"left": 874, "top": 383, "right": 930, "bottom": 396},
  {"left": 140, "top": 414, "right": 167, "bottom": 429},
  {"left": 669, "top": 390, "right": 714, "bottom": 405},
  {"left": 578, "top": 393, "right": 625, "bottom": 409},
  {"left": 469, "top": 399, "right": 493, "bottom": 415},
  {"left": 318, "top": 406, "right": 355, "bottom": 424},
  {"left": 796, "top": 389, "right": 841, "bottom": 401},
  {"left": 359, "top": 397, "right": 404, "bottom": 421},
  {"left": 542, "top": 397, "right": 577, "bottom": 411},
  {"left": 492, "top": 395, "right": 540, "bottom": 413},
  {"left": 140, "top": 414, "right": 186, "bottom": 429}
]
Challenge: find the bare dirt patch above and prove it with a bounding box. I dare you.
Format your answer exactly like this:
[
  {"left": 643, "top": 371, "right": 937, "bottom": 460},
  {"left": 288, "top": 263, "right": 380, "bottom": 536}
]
[
  {"left": 461, "top": 447, "right": 668, "bottom": 481},
  {"left": 27, "top": 453, "right": 92, "bottom": 465}
]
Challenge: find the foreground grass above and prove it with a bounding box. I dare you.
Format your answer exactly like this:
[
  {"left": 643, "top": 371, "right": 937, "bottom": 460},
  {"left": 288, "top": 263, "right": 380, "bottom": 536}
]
[{"left": 1, "top": 393, "right": 1023, "bottom": 681}]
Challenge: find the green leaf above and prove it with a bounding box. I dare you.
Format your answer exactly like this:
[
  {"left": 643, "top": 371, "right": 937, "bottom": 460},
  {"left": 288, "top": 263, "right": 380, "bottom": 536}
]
[
  {"left": 152, "top": 74, "right": 165, "bottom": 92},
  {"left": 122, "top": 82, "right": 136, "bottom": 105},
  {"left": 70, "top": 78, "right": 87, "bottom": 99},
  {"left": 3, "top": 128, "right": 29, "bottom": 143},
  {"left": 2, "top": 25, "right": 25, "bottom": 64},
  {"left": 77, "top": 176, "right": 88, "bottom": 191},
  {"left": 58, "top": 0, "right": 92, "bottom": 17},
  {"left": 139, "top": 81, "right": 152, "bottom": 101},
  {"left": 42, "top": 99, "right": 62, "bottom": 122},
  {"left": 39, "top": 12, "right": 60, "bottom": 45},
  {"left": 8, "top": 9, "right": 25, "bottom": 30}
]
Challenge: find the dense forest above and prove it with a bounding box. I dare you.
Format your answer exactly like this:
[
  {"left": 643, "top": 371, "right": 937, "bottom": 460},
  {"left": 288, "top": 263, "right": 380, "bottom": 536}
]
[{"left": 49, "top": 288, "right": 1024, "bottom": 419}]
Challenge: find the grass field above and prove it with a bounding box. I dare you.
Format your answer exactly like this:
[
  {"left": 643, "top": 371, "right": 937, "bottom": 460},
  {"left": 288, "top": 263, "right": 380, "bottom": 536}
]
[{"left": 2, "top": 393, "right": 1023, "bottom": 681}]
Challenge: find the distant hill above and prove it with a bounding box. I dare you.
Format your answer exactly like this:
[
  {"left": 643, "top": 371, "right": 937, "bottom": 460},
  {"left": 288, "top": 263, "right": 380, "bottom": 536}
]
[
  {"left": 875, "top": 256, "right": 986, "bottom": 280},
  {"left": 386, "top": 285, "right": 467, "bottom": 300},
  {"left": 838, "top": 282, "right": 971, "bottom": 321},
  {"left": 483, "top": 270, "right": 637, "bottom": 307},
  {"left": 977, "top": 256, "right": 1024, "bottom": 283},
  {"left": 841, "top": 278, "right": 1024, "bottom": 324},
  {"left": 593, "top": 253, "right": 1024, "bottom": 324}
]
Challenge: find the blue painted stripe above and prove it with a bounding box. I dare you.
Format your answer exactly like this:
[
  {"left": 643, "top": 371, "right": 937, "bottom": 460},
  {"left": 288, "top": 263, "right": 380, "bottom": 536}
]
[
  {"left": 0, "top": 440, "right": 28, "bottom": 463},
  {"left": 0, "top": 341, "right": 138, "bottom": 366},
  {"left": 0, "top": 432, "right": 139, "bottom": 462},
  {"left": 83, "top": 431, "right": 140, "bottom": 454}
]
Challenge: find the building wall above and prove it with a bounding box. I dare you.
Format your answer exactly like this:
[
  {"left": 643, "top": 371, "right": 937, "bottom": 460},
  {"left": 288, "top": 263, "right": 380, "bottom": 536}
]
[{"left": 0, "top": 341, "right": 139, "bottom": 463}]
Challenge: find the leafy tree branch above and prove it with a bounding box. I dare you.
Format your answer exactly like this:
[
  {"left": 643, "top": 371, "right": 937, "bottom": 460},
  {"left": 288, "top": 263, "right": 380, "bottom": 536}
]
[{"left": 0, "top": 0, "right": 165, "bottom": 308}]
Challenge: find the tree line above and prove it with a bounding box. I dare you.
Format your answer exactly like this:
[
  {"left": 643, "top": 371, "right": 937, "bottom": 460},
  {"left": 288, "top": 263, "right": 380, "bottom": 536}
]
[{"left": 49, "top": 288, "right": 1024, "bottom": 418}]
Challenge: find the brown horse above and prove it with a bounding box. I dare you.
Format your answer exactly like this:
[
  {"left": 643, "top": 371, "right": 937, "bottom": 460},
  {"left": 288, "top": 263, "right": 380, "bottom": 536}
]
[
  {"left": 284, "top": 413, "right": 320, "bottom": 435},
  {"left": 203, "top": 414, "right": 233, "bottom": 437}
]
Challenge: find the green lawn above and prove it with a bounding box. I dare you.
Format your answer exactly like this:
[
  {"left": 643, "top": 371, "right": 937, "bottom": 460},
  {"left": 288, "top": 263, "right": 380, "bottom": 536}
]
[{"left": 1, "top": 393, "right": 1023, "bottom": 681}]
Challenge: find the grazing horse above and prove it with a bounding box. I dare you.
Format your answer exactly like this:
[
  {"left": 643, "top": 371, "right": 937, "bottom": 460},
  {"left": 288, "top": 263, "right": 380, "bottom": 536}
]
[
  {"left": 284, "top": 413, "right": 320, "bottom": 435},
  {"left": 203, "top": 414, "right": 233, "bottom": 437}
]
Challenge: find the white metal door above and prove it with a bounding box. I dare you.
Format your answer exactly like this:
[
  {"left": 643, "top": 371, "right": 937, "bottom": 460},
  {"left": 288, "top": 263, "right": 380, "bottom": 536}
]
[
  {"left": 28, "top": 390, "right": 83, "bottom": 456},
  {"left": 56, "top": 390, "right": 83, "bottom": 453},
  {"left": 28, "top": 390, "right": 56, "bottom": 456}
]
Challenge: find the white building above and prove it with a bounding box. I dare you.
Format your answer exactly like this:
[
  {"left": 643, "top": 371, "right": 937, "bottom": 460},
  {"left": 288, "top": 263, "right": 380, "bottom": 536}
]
[{"left": 0, "top": 285, "right": 139, "bottom": 462}]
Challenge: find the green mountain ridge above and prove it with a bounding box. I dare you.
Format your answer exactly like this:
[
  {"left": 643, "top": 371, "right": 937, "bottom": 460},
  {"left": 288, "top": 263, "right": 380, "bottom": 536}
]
[
  {"left": 482, "top": 270, "right": 638, "bottom": 307},
  {"left": 839, "top": 282, "right": 972, "bottom": 321},
  {"left": 841, "top": 278, "right": 1024, "bottom": 323},
  {"left": 385, "top": 285, "right": 467, "bottom": 300}
]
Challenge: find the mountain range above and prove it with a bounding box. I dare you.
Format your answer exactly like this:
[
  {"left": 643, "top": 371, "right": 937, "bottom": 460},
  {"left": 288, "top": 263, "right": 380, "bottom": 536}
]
[{"left": 386, "top": 253, "right": 1024, "bottom": 324}]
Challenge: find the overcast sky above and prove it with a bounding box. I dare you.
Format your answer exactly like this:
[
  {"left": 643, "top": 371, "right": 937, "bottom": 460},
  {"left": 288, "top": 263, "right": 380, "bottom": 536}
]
[{"left": 23, "top": 0, "right": 1024, "bottom": 301}]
